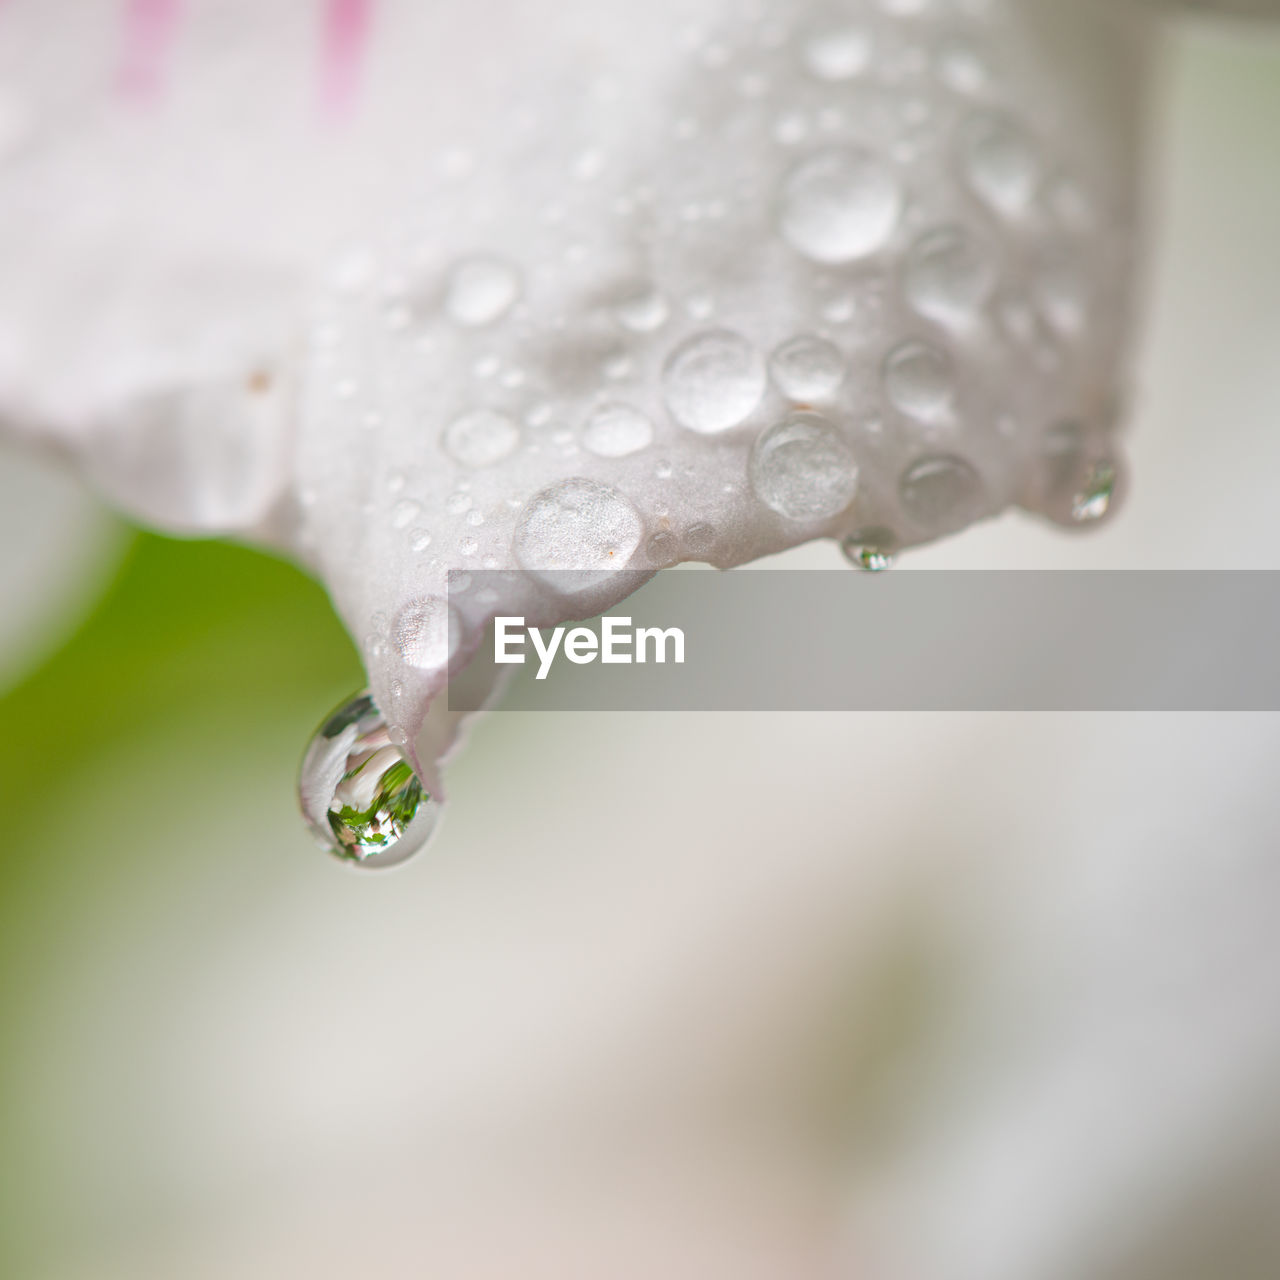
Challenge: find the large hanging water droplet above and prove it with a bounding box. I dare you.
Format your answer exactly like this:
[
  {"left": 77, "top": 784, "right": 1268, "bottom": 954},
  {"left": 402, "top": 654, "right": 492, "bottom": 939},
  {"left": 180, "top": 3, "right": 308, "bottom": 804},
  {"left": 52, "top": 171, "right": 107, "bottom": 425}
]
[
  {"left": 662, "top": 330, "right": 766, "bottom": 434},
  {"left": 779, "top": 149, "right": 902, "bottom": 264},
  {"left": 750, "top": 412, "right": 858, "bottom": 521},
  {"left": 841, "top": 527, "right": 898, "bottom": 572},
  {"left": 298, "top": 693, "right": 438, "bottom": 870},
  {"left": 899, "top": 454, "right": 985, "bottom": 535},
  {"left": 770, "top": 334, "right": 846, "bottom": 403},
  {"left": 904, "top": 227, "right": 996, "bottom": 327},
  {"left": 445, "top": 256, "right": 521, "bottom": 327},
  {"left": 884, "top": 341, "right": 956, "bottom": 420}
]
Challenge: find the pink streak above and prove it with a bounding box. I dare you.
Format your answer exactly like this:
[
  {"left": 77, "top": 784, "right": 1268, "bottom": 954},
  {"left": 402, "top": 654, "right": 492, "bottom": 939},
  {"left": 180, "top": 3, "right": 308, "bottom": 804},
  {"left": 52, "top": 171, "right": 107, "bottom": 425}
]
[
  {"left": 321, "top": 0, "right": 374, "bottom": 121},
  {"left": 117, "top": 0, "right": 182, "bottom": 104}
]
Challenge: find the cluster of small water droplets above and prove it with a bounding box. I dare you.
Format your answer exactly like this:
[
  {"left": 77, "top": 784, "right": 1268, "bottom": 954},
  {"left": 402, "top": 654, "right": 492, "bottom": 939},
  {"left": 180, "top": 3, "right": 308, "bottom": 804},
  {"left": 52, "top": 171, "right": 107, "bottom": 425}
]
[{"left": 287, "top": 0, "right": 1138, "bottom": 837}]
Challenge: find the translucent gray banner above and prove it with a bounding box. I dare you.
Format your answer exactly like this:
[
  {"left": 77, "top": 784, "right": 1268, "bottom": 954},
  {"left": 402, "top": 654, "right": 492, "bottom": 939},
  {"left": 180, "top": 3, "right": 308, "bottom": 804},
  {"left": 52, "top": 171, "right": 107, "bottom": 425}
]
[{"left": 446, "top": 571, "right": 1280, "bottom": 711}]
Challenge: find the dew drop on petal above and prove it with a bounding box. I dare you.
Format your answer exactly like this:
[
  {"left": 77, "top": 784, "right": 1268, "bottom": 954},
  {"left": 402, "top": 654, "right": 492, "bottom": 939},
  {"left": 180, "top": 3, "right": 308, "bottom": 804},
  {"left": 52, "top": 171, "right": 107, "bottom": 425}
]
[
  {"left": 803, "top": 24, "right": 872, "bottom": 81},
  {"left": 647, "top": 530, "right": 680, "bottom": 566},
  {"left": 770, "top": 334, "right": 847, "bottom": 402},
  {"left": 684, "top": 522, "right": 717, "bottom": 555},
  {"left": 443, "top": 408, "right": 520, "bottom": 468},
  {"left": 582, "top": 403, "right": 655, "bottom": 457},
  {"left": 779, "top": 149, "right": 903, "bottom": 264},
  {"left": 662, "top": 329, "right": 766, "bottom": 434},
  {"left": 614, "top": 288, "right": 670, "bottom": 333},
  {"left": 1032, "top": 249, "right": 1088, "bottom": 336},
  {"left": 841, "top": 527, "right": 899, "bottom": 572},
  {"left": 513, "top": 478, "right": 644, "bottom": 583},
  {"left": 899, "top": 454, "right": 985, "bottom": 534},
  {"left": 884, "top": 340, "right": 956, "bottom": 420},
  {"left": 961, "top": 113, "right": 1040, "bottom": 215},
  {"left": 750, "top": 411, "right": 859, "bottom": 521},
  {"left": 936, "top": 38, "right": 990, "bottom": 95},
  {"left": 904, "top": 227, "right": 996, "bottom": 326},
  {"left": 445, "top": 256, "right": 521, "bottom": 327},
  {"left": 391, "top": 498, "right": 422, "bottom": 530},
  {"left": 298, "top": 693, "right": 438, "bottom": 870},
  {"left": 392, "top": 595, "right": 461, "bottom": 671}
]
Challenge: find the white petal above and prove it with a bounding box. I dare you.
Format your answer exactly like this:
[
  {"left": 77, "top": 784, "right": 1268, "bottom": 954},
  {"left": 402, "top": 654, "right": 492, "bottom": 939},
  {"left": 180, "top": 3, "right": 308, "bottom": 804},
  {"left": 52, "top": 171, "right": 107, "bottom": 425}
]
[{"left": 0, "top": 0, "right": 1155, "bottom": 774}]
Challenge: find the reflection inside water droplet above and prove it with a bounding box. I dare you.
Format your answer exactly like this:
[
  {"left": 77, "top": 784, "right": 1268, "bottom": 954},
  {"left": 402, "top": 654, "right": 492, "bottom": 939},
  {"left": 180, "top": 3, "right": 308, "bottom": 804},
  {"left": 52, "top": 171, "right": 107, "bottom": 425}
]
[
  {"left": 1071, "top": 459, "right": 1118, "bottom": 524},
  {"left": 298, "top": 692, "right": 438, "bottom": 869},
  {"left": 1038, "top": 425, "right": 1123, "bottom": 529},
  {"left": 841, "top": 527, "right": 898, "bottom": 572}
]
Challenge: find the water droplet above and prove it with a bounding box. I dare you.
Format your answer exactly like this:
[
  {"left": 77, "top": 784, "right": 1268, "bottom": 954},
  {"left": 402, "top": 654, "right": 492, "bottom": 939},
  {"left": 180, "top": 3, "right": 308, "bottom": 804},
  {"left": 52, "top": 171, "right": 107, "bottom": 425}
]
[
  {"left": 391, "top": 499, "right": 421, "bottom": 531},
  {"left": 298, "top": 693, "right": 437, "bottom": 870},
  {"left": 393, "top": 596, "right": 461, "bottom": 671},
  {"left": 1040, "top": 426, "right": 1121, "bottom": 527},
  {"left": 774, "top": 111, "right": 810, "bottom": 146},
  {"left": 905, "top": 227, "right": 996, "bottom": 326},
  {"left": 750, "top": 412, "right": 859, "bottom": 521},
  {"left": 443, "top": 409, "right": 520, "bottom": 468},
  {"left": 663, "top": 330, "right": 766, "bottom": 434},
  {"left": 647, "top": 530, "right": 680, "bottom": 566},
  {"left": 684, "top": 523, "right": 717, "bottom": 554},
  {"left": 614, "top": 288, "right": 670, "bottom": 333},
  {"left": 884, "top": 341, "right": 956, "bottom": 420},
  {"left": 899, "top": 455, "right": 985, "bottom": 535},
  {"left": 513, "top": 478, "right": 644, "bottom": 586},
  {"left": 936, "top": 39, "right": 989, "bottom": 95},
  {"left": 445, "top": 257, "right": 521, "bottom": 327},
  {"left": 961, "top": 113, "right": 1039, "bottom": 215},
  {"left": 1072, "top": 460, "right": 1117, "bottom": 524},
  {"left": 582, "top": 403, "right": 655, "bottom": 457},
  {"left": 803, "top": 24, "right": 871, "bottom": 81},
  {"left": 1032, "top": 249, "right": 1088, "bottom": 336},
  {"left": 770, "top": 334, "right": 846, "bottom": 402},
  {"left": 841, "top": 528, "right": 898, "bottom": 572},
  {"left": 779, "top": 149, "right": 903, "bottom": 264}
]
